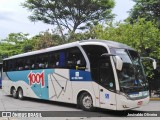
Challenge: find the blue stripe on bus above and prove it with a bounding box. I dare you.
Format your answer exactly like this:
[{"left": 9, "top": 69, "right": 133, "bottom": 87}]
[
  {"left": 69, "top": 70, "right": 92, "bottom": 81},
  {"left": 6, "top": 69, "right": 93, "bottom": 99},
  {"left": 7, "top": 69, "right": 54, "bottom": 99}
]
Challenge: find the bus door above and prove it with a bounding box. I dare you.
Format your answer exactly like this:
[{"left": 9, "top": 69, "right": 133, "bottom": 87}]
[{"left": 98, "top": 58, "right": 117, "bottom": 110}]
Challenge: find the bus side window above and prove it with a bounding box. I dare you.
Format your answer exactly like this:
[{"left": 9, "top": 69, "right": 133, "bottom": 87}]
[
  {"left": 34, "top": 53, "right": 49, "bottom": 69},
  {"left": 16, "top": 59, "right": 24, "bottom": 71},
  {"left": 10, "top": 60, "right": 16, "bottom": 71},
  {"left": 48, "top": 52, "right": 60, "bottom": 68},
  {"left": 3, "top": 61, "right": 7, "bottom": 72},
  {"left": 38, "top": 58, "right": 45, "bottom": 69},
  {"left": 25, "top": 59, "right": 31, "bottom": 70},
  {"left": 66, "top": 47, "right": 86, "bottom": 70}
]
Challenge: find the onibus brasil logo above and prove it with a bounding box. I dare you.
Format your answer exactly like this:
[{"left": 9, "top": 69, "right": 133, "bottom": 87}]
[{"left": 28, "top": 71, "right": 45, "bottom": 88}]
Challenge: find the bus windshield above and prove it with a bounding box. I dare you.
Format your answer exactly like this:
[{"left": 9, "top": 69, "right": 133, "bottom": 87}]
[{"left": 111, "top": 48, "right": 149, "bottom": 99}]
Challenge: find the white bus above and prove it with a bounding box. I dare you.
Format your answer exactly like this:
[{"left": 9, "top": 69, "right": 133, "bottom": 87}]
[{"left": 2, "top": 39, "right": 156, "bottom": 111}]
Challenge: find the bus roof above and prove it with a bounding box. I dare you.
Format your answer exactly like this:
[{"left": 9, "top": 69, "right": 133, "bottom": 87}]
[
  {"left": 3, "top": 39, "right": 134, "bottom": 60},
  {"left": 80, "top": 39, "right": 134, "bottom": 50}
]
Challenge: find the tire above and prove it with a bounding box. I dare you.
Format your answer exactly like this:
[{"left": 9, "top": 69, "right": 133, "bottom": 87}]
[
  {"left": 17, "top": 88, "right": 24, "bottom": 100},
  {"left": 79, "top": 92, "right": 94, "bottom": 111},
  {"left": 11, "top": 87, "right": 17, "bottom": 98}
]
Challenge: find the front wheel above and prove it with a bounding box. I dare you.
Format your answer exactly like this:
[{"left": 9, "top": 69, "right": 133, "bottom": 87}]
[
  {"left": 79, "top": 92, "right": 94, "bottom": 111},
  {"left": 17, "top": 88, "right": 24, "bottom": 100}
]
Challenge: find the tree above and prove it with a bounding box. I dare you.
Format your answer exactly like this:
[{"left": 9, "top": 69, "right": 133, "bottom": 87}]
[
  {"left": 129, "top": 0, "right": 160, "bottom": 23},
  {"left": 0, "top": 33, "right": 35, "bottom": 59},
  {"left": 0, "top": 42, "right": 17, "bottom": 58},
  {"left": 89, "top": 18, "right": 160, "bottom": 78},
  {"left": 33, "top": 30, "right": 63, "bottom": 50},
  {"left": 22, "top": 0, "right": 115, "bottom": 41},
  {"left": 0, "top": 33, "right": 28, "bottom": 55}
]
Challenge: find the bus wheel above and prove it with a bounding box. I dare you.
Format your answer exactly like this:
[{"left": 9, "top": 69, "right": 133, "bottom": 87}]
[
  {"left": 11, "top": 87, "right": 17, "bottom": 98},
  {"left": 79, "top": 92, "right": 94, "bottom": 111},
  {"left": 17, "top": 88, "right": 24, "bottom": 100}
]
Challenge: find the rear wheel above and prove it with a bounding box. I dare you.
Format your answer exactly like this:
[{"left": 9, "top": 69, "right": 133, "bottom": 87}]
[
  {"left": 79, "top": 92, "right": 94, "bottom": 111},
  {"left": 11, "top": 87, "right": 17, "bottom": 98},
  {"left": 17, "top": 88, "right": 24, "bottom": 100}
]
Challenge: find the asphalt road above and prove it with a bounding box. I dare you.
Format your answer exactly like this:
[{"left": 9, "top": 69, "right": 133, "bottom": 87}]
[{"left": 0, "top": 89, "right": 160, "bottom": 120}]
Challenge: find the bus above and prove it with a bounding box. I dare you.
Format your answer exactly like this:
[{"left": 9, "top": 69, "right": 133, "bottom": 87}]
[
  {"left": 0, "top": 63, "right": 2, "bottom": 89},
  {"left": 2, "top": 39, "right": 156, "bottom": 111}
]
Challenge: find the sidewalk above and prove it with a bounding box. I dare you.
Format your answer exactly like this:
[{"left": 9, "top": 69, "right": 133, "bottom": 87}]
[
  {"left": 150, "top": 98, "right": 160, "bottom": 101},
  {"left": 150, "top": 93, "right": 160, "bottom": 101}
]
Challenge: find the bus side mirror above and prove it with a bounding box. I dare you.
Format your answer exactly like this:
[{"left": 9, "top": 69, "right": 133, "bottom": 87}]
[
  {"left": 141, "top": 57, "right": 157, "bottom": 69},
  {"left": 153, "top": 60, "right": 157, "bottom": 70},
  {"left": 114, "top": 56, "right": 123, "bottom": 71}
]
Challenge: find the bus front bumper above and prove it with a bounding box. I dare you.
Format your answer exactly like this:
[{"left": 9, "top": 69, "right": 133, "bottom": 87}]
[{"left": 116, "top": 94, "right": 150, "bottom": 110}]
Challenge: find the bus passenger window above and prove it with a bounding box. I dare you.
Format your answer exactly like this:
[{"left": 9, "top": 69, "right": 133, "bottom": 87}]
[
  {"left": 36, "top": 53, "right": 49, "bottom": 69},
  {"left": 16, "top": 59, "right": 24, "bottom": 71},
  {"left": 56, "top": 62, "right": 59, "bottom": 66},
  {"left": 46, "top": 52, "right": 58, "bottom": 68},
  {"left": 48, "top": 52, "right": 60, "bottom": 68},
  {"left": 8, "top": 60, "right": 16, "bottom": 71},
  {"left": 24, "top": 59, "right": 31, "bottom": 70},
  {"left": 66, "top": 47, "right": 86, "bottom": 70},
  {"left": 39, "top": 63, "right": 45, "bottom": 68}
]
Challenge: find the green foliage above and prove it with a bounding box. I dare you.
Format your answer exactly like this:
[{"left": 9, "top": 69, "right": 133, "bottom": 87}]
[
  {"left": 129, "top": 0, "right": 160, "bottom": 23},
  {"left": 88, "top": 18, "right": 160, "bottom": 78},
  {"left": 22, "top": 0, "right": 115, "bottom": 34},
  {"left": 33, "top": 30, "right": 63, "bottom": 50},
  {"left": 0, "top": 33, "right": 31, "bottom": 58},
  {"left": 0, "top": 30, "right": 64, "bottom": 61}
]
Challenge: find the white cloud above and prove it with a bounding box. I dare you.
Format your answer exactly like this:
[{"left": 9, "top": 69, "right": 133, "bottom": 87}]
[{"left": 0, "top": 0, "right": 53, "bottom": 39}]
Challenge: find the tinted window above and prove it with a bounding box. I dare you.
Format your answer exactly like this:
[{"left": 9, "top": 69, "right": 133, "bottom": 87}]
[
  {"left": 82, "top": 45, "right": 108, "bottom": 81},
  {"left": 3, "top": 61, "right": 7, "bottom": 72},
  {"left": 99, "top": 58, "right": 115, "bottom": 91},
  {"left": 25, "top": 56, "right": 37, "bottom": 69},
  {"left": 82, "top": 45, "right": 115, "bottom": 91},
  {"left": 49, "top": 51, "right": 66, "bottom": 68},
  {"left": 48, "top": 52, "right": 60, "bottom": 68},
  {"left": 16, "top": 58, "right": 25, "bottom": 70},
  {"left": 3, "top": 47, "right": 86, "bottom": 71},
  {"left": 35, "top": 53, "right": 49, "bottom": 69},
  {"left": 66, "top": 47, "right": 86, "bottom": 70}
]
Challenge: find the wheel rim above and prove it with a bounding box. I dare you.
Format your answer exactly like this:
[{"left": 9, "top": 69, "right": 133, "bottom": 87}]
[
  {"left": 82, "top": 96, "right": 93, "bottom": 109},
  {"left": 18, "top": 90, "right": 23, "bottom": 98},
  {"left": 12, "top": 89, "right": 17, "bottom": 97}
]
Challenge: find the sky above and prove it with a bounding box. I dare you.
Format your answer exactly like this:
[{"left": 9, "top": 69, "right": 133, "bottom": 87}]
[{"left": 0, "top": 0, "right": 135, "bottom": 39}]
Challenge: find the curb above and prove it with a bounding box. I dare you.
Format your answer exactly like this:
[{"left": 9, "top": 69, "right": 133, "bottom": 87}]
[{"left": 150, "top": 98, "right": 160, "bottom": 101}]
